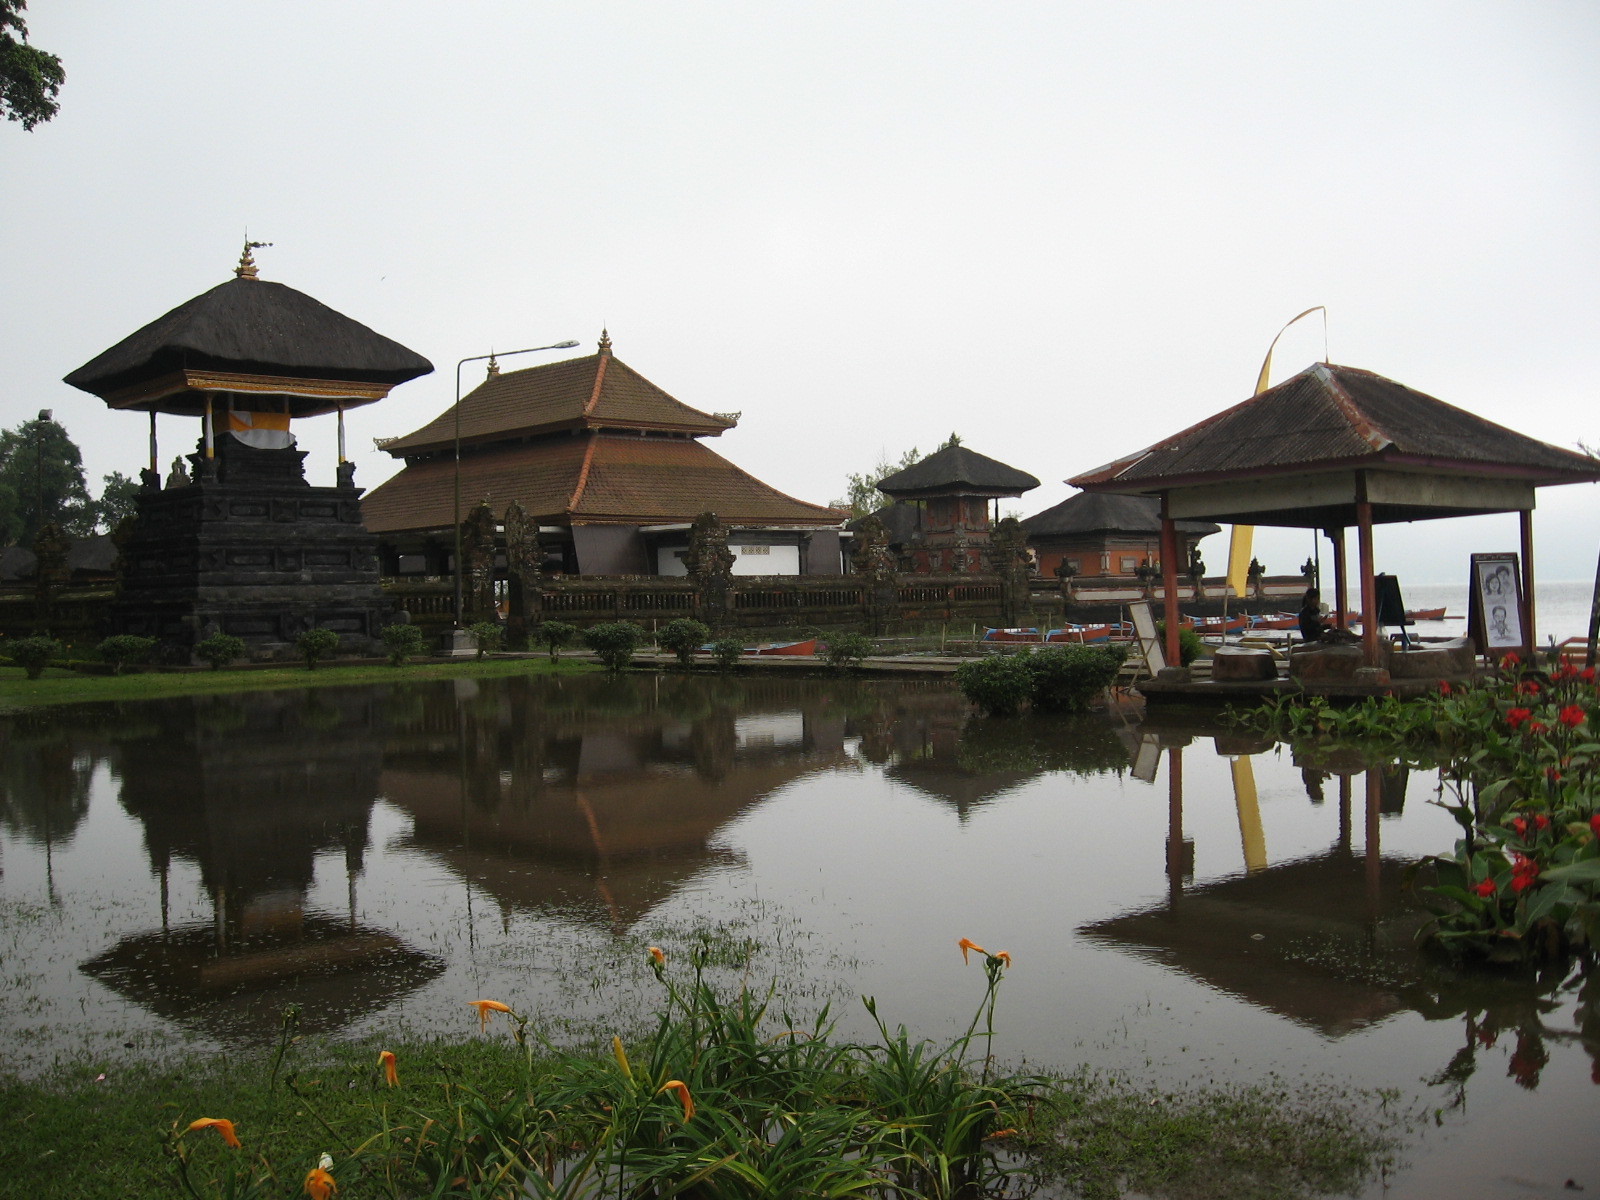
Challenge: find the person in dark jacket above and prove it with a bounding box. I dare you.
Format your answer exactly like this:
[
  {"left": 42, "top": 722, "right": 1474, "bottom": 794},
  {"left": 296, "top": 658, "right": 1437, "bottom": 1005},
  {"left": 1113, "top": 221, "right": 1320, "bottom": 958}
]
[{"left": 1298, "top": 588, "right": 1328, "bottom": 642}]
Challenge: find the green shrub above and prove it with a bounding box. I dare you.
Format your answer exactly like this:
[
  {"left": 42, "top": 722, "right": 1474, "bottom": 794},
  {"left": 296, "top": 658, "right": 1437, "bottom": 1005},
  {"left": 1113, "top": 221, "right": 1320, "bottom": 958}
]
[
  {"left": 583, "top": 621, "right": 647, "bottom": 672},
  {"left": 657, "top": 618, "right": 712, "bottom": 667},
  {"left": 380, "top": 622, "right": 426, "bottom": 666},
  {"left": 296, "top": 627, "right": 341, "bottom": 670},
  {"left": 194, "top": 632, "right": 246, "bottom": 671},
  {"left": 824, "top": 632, "right": 875, "bottom": 670},
  {"left": 709, "top": 636, "right": 745, "bottom": 671},
  {"left": 955, "top": 653, "right": 1036, "bottom": 716},
  {"left": 468, "top": 620, "right": 504, "bottom": 659},
  {"left": 1025, "top": 643, "right": 1128, "bottom": 713},
  {"left": 534, "top": 620, "right": 579, "bottom": 660},
  {"left": 5, "top": 636, "right": 61, "bottom": 681},
  {"left": 95, "top": 634, "right": 157, "bottom": 675},
  {"left": 1154, "top": 620, "right": 1205, "bottom": 666}
]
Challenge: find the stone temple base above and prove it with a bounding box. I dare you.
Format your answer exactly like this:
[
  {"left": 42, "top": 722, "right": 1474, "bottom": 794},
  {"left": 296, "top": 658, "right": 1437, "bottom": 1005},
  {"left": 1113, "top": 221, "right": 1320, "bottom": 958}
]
[{"left": 111, "top": 438, "right": 393, "bottom": 661}]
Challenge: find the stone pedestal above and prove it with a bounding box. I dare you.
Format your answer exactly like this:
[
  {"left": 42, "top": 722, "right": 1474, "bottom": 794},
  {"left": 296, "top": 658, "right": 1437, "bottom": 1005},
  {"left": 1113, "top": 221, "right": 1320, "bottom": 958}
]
[
  {"left": 1289, "top": 643, "right": 1369, "bottom": 683},
  {"left": 1390, "top": 637, "right": 1475, "bottom": 681},
  {"left": 1212, "top": 646, "right": 1278, "bottom": 682},
  {"left": 111, "top": 437, "right": 393, "bottom": 660}
]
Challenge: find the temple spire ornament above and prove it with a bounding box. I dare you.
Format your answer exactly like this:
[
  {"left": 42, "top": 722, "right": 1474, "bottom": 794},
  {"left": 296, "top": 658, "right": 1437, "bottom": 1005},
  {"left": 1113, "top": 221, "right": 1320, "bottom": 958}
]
[
  {"left": 597, "top": 328, "right": 612, "bottom": 356},
  {"left": 486, "top": 352, "right": 500, "bottom": 379},
  {"left": 234, "top": 238, "right": 273, "bottom": 279}
]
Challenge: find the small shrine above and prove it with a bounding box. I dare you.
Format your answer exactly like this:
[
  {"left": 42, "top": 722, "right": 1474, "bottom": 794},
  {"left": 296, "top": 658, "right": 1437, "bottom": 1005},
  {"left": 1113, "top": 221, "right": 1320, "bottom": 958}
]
[
  {"left": 873, "top": 440, "right": 1040, "bottom": 574},
  {"left": 62, "top": 244, "right": 433, "bottom": 657}
]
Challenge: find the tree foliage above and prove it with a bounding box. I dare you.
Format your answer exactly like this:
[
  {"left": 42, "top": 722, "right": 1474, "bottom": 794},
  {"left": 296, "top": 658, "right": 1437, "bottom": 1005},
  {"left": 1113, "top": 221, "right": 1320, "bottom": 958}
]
[
  {"left": 830, "top": 445, "right": 924, "bottom": 519},
  {"left": 0, "top": 1, "right": 65, "bottom": 130},
  {"left": 0, "top": 414, "right": 94, "bottom": 544},
  {"left": 96, "top": 471, "right": 140, "bottom": 532}
]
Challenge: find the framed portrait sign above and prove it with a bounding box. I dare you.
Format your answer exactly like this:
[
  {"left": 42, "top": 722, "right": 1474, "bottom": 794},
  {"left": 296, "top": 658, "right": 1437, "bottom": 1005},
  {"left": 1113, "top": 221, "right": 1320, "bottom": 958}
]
[{"left": 1468, "top": 552, "right": 1526, "bottom": 655}]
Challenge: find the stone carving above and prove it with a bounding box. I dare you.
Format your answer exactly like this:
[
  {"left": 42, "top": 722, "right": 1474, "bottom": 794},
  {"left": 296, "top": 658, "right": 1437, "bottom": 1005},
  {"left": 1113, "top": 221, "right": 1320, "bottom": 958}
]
[
  {"left": 684, "top": 511, "right": 735, "bottom": 628},
  {"left": 503, "top": 500, "right": 542, "bottom": 644},
  {"left": 462, "top": 500, "right": 499, "bottom": 622},
  {"left": 989, "top": 516, "right": 1033, "bottom": 626}
]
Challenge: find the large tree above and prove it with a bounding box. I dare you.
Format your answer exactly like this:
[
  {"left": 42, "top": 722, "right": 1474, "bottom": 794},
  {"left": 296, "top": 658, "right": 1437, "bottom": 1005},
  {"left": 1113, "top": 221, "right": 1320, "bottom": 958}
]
[
  {"left": 831, "top": 445, "right": 924, "bottom": 519},
  {"left": 0, "top": 413, "right": 94, "bottom": 543},
  {"left": 0, "top": 0, "right": 64, "bottom": 130},
  {"left": 95, "top": 470, "right": 140, "bottom": 532}
]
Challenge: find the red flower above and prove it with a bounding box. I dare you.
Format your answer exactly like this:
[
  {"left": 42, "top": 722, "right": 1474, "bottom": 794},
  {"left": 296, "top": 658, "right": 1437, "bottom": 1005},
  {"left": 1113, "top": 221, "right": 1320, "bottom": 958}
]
[
  {"left": 1553, "top": 665, "right": 1576, "bottom": 682},
  {"left": 1502, "top": 652, "right": 1521, "bottom": 668},
  {"left": 1559, "top": 705, "right": 1586, "bottom": 728},
  {"left": 1438, "top": 680, "right": 1452, "bottom": 696},
  {"left": 1509, "top": 816, "right": 1529, "bottom": 837},
  {"left": 1545, "top": 768, "right": 1562, "bottom": 782},
  {"left": 1506, "top": 707, "right": 1533, "bottom": 728},
  {"left": 1534, "top": 814, "right": 1550, "bottom": 830},
  {"left": 1528, "top": 721, "right": 1547, "bottom": 734},
  {"left": 1582, "top": 667, "right": 1596, "bottom": 683},
  {"left": 1473, "top": 879, "right": 1497, "bottom": 897},
  {"left": 1516, "top": 681, "right": 1542, "bottom": 696},
  {"left": 1510, "top": 853, "right": 1540, "bottom": 894},
  {"left": 1590, "top": 814, "right": 1600, "bottom": 837}
]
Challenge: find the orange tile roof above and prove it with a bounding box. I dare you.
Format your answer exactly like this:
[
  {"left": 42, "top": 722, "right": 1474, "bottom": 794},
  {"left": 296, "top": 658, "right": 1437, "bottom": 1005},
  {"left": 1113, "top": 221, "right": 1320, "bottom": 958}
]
[
  {"left": 361, "top": 434, "right": 844, "bottom": 534},
  {"left": 378, "top": 347, "right": 733, "bottom": 455}
]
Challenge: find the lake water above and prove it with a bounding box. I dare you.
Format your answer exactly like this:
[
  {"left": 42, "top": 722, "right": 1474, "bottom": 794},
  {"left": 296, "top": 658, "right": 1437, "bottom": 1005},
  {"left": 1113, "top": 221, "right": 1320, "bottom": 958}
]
[{"left": 1, "top": 674, "right": 1596, "bottom": 1196}]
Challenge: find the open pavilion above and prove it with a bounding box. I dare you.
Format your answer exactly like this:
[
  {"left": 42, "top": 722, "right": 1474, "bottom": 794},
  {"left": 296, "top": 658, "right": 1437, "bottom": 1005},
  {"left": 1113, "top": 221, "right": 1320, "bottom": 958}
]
[{"left": 1069, "top": 362, "right": 1600, "bottom": 674}]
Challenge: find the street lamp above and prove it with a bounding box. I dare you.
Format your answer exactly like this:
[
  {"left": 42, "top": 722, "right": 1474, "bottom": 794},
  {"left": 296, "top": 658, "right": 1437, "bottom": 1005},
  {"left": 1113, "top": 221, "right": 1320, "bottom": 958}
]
[
  {"left": 453, "top": 341, "right": 579, "bottom": 628},
  {"left": 34, "top": 409, "right": 51, "bottom": 541}
]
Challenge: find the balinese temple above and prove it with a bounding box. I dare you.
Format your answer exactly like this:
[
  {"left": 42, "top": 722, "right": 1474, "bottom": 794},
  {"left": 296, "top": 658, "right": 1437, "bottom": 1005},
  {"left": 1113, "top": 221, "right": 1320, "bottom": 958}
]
[
  {"left": 1021, "top": 490, "right": 1218, "bottom": 578},
  {"left": 872, "top": 441, "right": 1040, "bottom": 573},
  {"left": 361, "top": 333, "right": 847, "bottom": 577},
  {"left": 62, "top": 245, "right": 433, "bottom": 656}
]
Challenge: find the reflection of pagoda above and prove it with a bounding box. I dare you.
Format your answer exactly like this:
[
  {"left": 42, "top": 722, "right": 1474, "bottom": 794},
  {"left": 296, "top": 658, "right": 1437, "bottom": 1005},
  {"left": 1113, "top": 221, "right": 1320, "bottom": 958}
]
[
  {"left": 62, "top": 245, "right": 433, "bottom": 658},
  {"left": 380, "top": 676, "right": 856, "bottom": 932},
  {"left": 1080, "top": 726, "right": 1429, "bottom": 1037},
  {"left": 81, "top": 691, "right": 441, "bottom": 1042}
]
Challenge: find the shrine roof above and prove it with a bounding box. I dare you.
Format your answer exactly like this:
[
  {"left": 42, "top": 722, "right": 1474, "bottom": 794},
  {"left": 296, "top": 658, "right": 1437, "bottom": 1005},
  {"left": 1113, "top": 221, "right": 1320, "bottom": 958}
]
[
  {"left": 875, "top": 443, "right": 1041, "bottom": 499},
  {"left": 1021, "top": 492, "right": 1219, "bottom": 538},
  {"left": 362, "top": 432, "right": 845, "bottom": 534},
  {"left": 379, "top": 337, "right": 734, "bottom": 455}
]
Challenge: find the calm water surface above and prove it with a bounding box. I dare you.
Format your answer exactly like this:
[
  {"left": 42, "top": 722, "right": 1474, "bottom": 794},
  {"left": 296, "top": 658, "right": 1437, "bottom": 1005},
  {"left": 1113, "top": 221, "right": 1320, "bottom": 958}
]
[{"left": 1, "top": 673, "right": 1596, "bottom": 1196}]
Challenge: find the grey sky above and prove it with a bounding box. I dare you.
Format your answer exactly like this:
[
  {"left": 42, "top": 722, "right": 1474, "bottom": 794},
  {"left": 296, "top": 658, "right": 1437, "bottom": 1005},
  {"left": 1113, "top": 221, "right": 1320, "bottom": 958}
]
[{"left": 4, "top": 1, "right": 1596, "bottom": 582}]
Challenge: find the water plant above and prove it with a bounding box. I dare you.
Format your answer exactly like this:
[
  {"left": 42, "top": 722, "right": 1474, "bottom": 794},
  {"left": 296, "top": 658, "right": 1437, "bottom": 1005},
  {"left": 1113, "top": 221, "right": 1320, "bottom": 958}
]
[
  {"left": 955, "top": 643, "right": 1126, "bottom": 717},
  {"left": 657, "top": 618, "right": 712, "bottom": 667},
  {"left": 1236, "top": 656, "right": 1600, "bottom": 962}
]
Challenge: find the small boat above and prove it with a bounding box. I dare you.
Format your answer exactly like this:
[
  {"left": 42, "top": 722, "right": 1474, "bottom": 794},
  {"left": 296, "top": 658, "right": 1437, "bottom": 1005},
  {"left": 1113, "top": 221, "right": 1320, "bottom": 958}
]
[
  {"left": 1407, "top": 607, "right": 1447, "bottom": 621},
  {"left": 745, "top": 639, "right": 818, "bottom": 656},
  {"left": 1247, "top": 613, "right": 1300, "bottom": 631},
  {"left": 1045, "top": 624, "right": 1112, "bottom": 644},
  {"left": 983, "top": 628, "right": 1042, "bottom": 642},
  {"left": 1183, "top": 614, "right": 1249, "bottom": 634}
]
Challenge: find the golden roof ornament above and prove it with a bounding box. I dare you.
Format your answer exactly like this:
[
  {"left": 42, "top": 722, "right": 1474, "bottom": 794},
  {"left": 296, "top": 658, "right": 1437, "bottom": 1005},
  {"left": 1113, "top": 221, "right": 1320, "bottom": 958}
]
[
  {"left": 598, "top": 328, "right": 612, "bottom": 356},
  {"left": 486, "top": 352, "right": 500, "bottom": 379},
  {"left": 234, "top": 238, "right": 273, "bottom": 279}
]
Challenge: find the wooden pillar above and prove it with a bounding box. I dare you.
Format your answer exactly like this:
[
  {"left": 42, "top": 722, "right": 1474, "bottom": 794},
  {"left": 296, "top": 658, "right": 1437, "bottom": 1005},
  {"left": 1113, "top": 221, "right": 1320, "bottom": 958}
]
[
  {"left": 1355, "top": 479, "right": 1379, "bottom": 667},
  {"left": 1520, "top": 509, "right": 1537, "bottom": 661},
  {"left": 1330, "top": 527, "right": 1349, "bottom": 629},
  {"left": 1159, "top": 494, "right": 1181, "bottom": 668},
  {"left": 148, "top": 411, "right": 158, "bottom": 473},
  {"left": 337, "top": 402, "right": 347, "bottom": 463},
  {"left": 203, "top": 394, "right": 215, "bottom": 459}
]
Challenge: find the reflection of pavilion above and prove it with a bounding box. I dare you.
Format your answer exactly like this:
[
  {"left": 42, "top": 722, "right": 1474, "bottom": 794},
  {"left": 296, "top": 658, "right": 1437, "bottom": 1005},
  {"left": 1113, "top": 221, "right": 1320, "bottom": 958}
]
[
  {"left": 380, "top": 677, "right": 856, "bottom": 932},
  {"left": 81, "top": 691, "right": 441, "bottom": 1042},
  {"left": 1081, "top": 726, "right": 1427, "bottom": 1037}
]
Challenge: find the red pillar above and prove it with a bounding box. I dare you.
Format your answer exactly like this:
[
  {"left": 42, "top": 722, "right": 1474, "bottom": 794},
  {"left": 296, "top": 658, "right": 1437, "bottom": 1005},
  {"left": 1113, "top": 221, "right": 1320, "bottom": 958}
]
[
  {"left": 1356, "top": 494, "right": 1379, "bottom": 668},
  {"left": 1160, "top": 494, "right": 1181, "bottom": 669},
  {"left": 1520, "top": 509, "right": 1537, "bottom": 661}
]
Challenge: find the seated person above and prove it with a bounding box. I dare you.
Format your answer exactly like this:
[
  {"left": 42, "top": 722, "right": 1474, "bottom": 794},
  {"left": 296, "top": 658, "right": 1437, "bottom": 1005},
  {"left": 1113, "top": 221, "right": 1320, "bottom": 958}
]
[{"left": 1297, "top": 588, "right": 1328, "bottom": 642}]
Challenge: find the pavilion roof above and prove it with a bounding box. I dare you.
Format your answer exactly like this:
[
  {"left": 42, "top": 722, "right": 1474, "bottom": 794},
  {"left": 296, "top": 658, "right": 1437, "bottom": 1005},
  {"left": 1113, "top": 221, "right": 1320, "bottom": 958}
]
[
  {"left": 1021, "top": 492, "right": 1219, "bottom": 539},
  {"left": 361, "top": 431, "right": 845, "bottom": 534},
  {"left": 64, "top": 274, "right": 433, "bottom": 418},
  {"left": 379, "top": 336, "right": 733, "bottom": 456},
  {"left": 1071, "top": 362, "right": 1600, "bottom": 493},
  {"left": 876, "top": 443, "right": 1040, "bottom": 499}
]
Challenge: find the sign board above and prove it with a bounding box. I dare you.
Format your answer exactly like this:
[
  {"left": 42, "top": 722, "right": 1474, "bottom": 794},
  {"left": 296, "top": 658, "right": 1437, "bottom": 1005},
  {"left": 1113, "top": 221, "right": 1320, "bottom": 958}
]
[{"left": 1467, "top": 553, "right": 1525, "bottom": 656}]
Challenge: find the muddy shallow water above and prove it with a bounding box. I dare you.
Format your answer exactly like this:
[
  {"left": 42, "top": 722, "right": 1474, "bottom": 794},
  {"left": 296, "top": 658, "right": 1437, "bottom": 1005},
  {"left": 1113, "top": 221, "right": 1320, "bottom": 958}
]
[{"left": 1, "top": 673, "right": 1595, "bottom": 1195}]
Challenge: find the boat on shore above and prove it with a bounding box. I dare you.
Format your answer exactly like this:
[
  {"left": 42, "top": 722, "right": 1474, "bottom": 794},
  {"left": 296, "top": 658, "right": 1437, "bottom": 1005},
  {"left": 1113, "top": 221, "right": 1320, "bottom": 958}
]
[
  {"left": 1045, "top": 624, "right": 1113, "bottom": 644},
  {"left": 746, "top": 639, "right": 818, "bottom": 656}
]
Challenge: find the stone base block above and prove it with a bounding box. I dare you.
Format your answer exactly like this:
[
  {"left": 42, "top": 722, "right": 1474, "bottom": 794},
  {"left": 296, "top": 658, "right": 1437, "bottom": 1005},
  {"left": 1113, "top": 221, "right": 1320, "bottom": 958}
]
[
  {"left": 1353, "top": 667, "right": 1392, "bottom": 686},
  {"left": 440, "top": 628, "right": 477, "bottom": 657},
  {"left": 1390, "top": 637, "right": 1475, "bottom": 680},
  {"left": 1155, "top": 666, "right": 1191, "bottom": 683},
  {"left": 1289, "top": 644, "right": 1365, "bottom": 683},
  {"left": 1211, "top": 646, "right": 1278, "bottom": 682}
]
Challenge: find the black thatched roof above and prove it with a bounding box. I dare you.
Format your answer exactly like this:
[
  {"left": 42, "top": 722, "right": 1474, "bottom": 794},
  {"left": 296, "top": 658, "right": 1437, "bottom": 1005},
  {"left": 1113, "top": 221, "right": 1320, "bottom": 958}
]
[
  {"left": 1021, "top": 492, "right": 1219, "bottom": 538},
  {"left": 64, "top": 276, "right": 433, "bottom": 399},
  {"left": 876, "top": 444, "right": 1040, "bottom": 499},
  {"left": 1072, "top": 362, "right": 1600, "bottom": 491}
]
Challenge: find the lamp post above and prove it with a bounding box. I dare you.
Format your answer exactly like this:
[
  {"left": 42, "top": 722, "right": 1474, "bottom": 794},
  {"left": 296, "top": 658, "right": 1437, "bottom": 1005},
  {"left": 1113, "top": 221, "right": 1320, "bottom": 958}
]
[
  {"left": 34, "top": 409, "right": 52, "bottom": 541},
  {"left": 453, "top": 341, "right": 579, "bottom": 628}
]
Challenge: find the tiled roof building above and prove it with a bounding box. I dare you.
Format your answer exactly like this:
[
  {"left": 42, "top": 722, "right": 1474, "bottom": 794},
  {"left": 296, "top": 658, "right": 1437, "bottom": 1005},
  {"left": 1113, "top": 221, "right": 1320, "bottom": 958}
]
[{"left": 363, "top": 334, "right": 847, "bottom": 576}]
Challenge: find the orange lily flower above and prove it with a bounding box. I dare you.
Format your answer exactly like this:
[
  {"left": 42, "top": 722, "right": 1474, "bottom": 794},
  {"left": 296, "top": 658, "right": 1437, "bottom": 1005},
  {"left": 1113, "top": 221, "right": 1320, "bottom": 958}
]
[
  {"left": 378, "top": 1050, "right": 399, "bottom": 1087},
  {"left": 304, "top": 1166, "right": 338, "bottom": 1199},
  {"left": 468, "top": 999, "right": 512, "bottom": 1030},
  {"left": 994, "top": 950, "right": 1012, "bottom": 967},
  {"left": 187, "top": 1117, "right": 240, "bottom": 1148},
  {"left": 958, "top": 937, "right": 987, "bottom": 964},
  {"left": 648, "top": 946, "right": 666, "bottom": 967},
  {"left": 658, "top": 1079, "right": 695, "bottom": 1121}
]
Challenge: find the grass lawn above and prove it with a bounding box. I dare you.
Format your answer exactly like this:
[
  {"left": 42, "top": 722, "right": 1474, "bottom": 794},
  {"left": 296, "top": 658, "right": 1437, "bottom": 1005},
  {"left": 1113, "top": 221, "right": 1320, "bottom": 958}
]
[{"left": 0, "top": 655, "right": 595, "bottom": 713}]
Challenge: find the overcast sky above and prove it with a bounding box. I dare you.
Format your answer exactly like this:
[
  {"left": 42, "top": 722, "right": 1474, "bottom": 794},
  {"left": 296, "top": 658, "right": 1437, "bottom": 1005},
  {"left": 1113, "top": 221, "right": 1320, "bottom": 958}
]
[{"left": 4, "top": 1, "right": 1596, "bottom": 583}]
